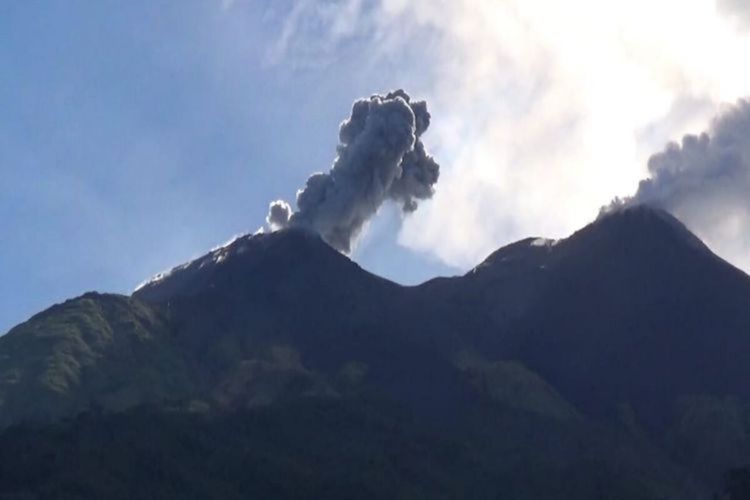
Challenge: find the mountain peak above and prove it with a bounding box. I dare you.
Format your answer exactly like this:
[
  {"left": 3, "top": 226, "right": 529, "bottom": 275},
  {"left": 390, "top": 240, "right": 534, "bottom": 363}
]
[
  {"left": 561, "top": 203, "right": 715, "bottom": 261},
  {"left": 591, "top": 203, "right": 702, "bottom": 240},
  {"left": 133, "top": 227, "right": 355, "bottom": 303},
  {"left": 471, "top": 204, "right": 705, "bottom": 276}
]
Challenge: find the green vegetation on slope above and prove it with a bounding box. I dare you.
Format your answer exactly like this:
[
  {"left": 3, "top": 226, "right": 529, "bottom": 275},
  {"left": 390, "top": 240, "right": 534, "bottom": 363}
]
[
  {"left": 0, "top": 293, "right": 192, "bottom": 426},
  {"left": 0, "top": 400, "right": 703, "bottom": 500}
]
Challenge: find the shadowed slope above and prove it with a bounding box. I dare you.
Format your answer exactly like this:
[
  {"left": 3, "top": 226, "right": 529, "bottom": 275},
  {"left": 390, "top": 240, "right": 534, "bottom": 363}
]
[{"left": 491, "top": 206, "right": 750, "bottom": 424}]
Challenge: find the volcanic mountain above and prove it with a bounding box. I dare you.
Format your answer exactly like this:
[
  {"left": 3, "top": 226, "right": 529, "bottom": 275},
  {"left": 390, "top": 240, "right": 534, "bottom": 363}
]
[{"left": 1, "top": 205, "right": 749, "bottom": 498}]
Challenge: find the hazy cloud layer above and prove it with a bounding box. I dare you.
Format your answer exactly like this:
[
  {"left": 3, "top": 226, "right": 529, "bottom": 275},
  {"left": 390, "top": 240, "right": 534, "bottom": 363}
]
[
  {"left": 718, "top": 0, "right": 750, "bottom": 28},
  {"left": 266, "top": 90, "right": 439, "bottom": 253},
  {"left": 267, "top": 0, "right": 750, "bottom": 271},
  {"left": 611, "top": 100, "right": 750, "bottom": 270}
]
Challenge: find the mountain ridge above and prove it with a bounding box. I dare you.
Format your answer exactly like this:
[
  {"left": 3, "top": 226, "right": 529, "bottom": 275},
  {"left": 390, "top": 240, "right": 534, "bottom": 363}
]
[{"left": 1, "top": 204, "right": 749, "bottom": 498}]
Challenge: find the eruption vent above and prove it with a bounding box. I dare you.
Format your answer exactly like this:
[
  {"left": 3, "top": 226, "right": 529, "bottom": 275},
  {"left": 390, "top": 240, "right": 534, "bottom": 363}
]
[{"left": 606, "top": 99, "right": 750, "bottom": 270}]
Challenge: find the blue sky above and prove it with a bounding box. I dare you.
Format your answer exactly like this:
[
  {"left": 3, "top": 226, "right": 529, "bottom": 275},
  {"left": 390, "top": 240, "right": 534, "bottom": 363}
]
[
  {"left": 0, "top": 1, "right": 457, "bottom": 333},
  {"left": 3, "top": 0, "right": 750, "bottom": 334}
]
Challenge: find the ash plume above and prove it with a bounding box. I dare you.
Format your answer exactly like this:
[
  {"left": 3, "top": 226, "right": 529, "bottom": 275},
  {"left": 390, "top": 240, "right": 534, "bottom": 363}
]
[
  {"left": 607, "top": 99, "right": 750, "bottom": 268},
  {"left": 266, "top": 90, "right": 440, "bottom": 253}
]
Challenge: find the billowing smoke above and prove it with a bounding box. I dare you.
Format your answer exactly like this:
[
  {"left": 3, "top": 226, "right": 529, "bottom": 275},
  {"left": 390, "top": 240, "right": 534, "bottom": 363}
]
[
  {"left": 266, "top": 90, "right": 440, "bottom": 253},
  {"left": 266, "top": 200, "right": 292, "bottom": 230},
  {"left": 608, "top": 99, "right": 750, "bottom": 269}
]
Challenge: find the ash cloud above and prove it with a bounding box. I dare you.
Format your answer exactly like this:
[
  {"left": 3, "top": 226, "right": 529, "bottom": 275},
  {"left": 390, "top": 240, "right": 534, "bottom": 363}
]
[
  {"left": 266, "top": 90, "right": 440, "bottom": 253},
  {"left": 607, "top": 99, "right": 750, "bottom": 268}
]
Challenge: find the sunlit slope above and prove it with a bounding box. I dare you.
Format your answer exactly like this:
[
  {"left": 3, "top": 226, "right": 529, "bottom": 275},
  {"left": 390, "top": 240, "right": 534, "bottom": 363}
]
[{"left": 0, "top": 293, "right": 191, "bottom": 427}]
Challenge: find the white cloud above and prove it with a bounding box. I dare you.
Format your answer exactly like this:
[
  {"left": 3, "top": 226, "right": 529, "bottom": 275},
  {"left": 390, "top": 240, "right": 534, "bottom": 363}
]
[
  {"left": 268, "top": 0, "right": 750, "bottom": 270},
  {"left": 264, "top": 0, "right": 370, "bottom": 67},
  {"left": 718, "top": 0, "right": 750, "bottom": 28}
]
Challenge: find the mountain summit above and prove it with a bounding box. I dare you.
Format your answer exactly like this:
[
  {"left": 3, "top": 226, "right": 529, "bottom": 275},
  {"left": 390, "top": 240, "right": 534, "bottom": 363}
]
[
  {"left": 134, "top": 227, "right": 382, "bottom": 303},
  {"left": 466, "top": 206, "right": 750, "bottom": 420}
]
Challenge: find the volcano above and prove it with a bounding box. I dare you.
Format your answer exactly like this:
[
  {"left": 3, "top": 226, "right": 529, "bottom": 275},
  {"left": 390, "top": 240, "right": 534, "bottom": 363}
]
[{"left": 1, "top": 205, "right": 748, "bottom": 498}]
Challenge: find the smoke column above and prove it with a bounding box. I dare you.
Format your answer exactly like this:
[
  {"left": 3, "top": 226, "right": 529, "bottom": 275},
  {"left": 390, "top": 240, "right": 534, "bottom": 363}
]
[
  {"left": 608, "top": 99, "right": 750, "bottom": 270},
  {"left": 266, "top": 90, "right": 440, "bottom": 253}
]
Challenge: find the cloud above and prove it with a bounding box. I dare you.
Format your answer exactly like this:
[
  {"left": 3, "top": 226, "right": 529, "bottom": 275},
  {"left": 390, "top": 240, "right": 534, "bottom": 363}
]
[
  {"left": 267, "top": 0, "right": 750, "bottom": 271},
  {"left": 266, "top": 90, "right": 440, "bottom": 253},
  {"left": 264, "top": 0, "right": 371, "bottom": 68},
  {"left": 610, "top": 99, "right": 750, "bottom": 271},
  {"left": 717, "top": 0, "right": 750, "bottom": 28}
]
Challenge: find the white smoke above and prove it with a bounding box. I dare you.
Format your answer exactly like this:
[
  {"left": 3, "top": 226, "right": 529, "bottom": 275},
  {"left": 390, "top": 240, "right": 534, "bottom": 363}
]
[{"left": 266, "top": 200, "right": 292, "bottom": 231}]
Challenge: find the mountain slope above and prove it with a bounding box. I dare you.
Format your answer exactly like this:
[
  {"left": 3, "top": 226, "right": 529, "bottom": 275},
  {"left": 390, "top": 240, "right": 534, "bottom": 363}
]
[
  {"left": 410, "top": 206, "right": 750, "bottom": 420},
  {"left": 480, "top": 206, "right": 750, "bottom": 424},
  {"left": 135, "top": 227, "right": 478, "bottom": 425},
  {"left": 413, "top": 205, "right": 750, "bottom": 485},
  {"left": 0, "top": 293, "right": 191, "bottom": 428},
  {"left": 0, "top": 399, "right": 707, "bottom": 500}
]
